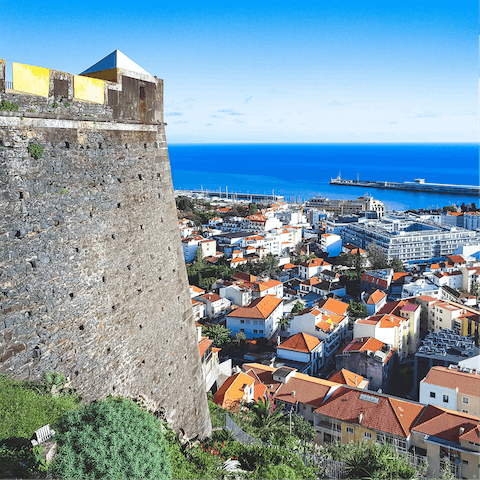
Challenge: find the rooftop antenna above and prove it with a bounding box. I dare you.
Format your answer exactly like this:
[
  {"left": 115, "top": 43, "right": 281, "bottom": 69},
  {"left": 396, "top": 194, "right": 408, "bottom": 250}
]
[{"left": 357, "top": 173, "right": 359, "bottom": 182}]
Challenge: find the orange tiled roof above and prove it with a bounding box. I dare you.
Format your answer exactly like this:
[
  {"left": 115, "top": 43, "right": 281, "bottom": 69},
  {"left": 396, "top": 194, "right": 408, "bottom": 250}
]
[
  {"left": 213, "top": 372, "right": 254, "bottom": 409},
  {"left": 253, "top": 383, "right": 267, "bottom": 402},
  {"left": 367, "top": 289, "right": 386, "bottom": 305},
  {"left": 273, "top": 377, "right": 332, "bottom": 408},
  {"left": 328, "top": 369, "right": 366, "bottom": 387},
  {"left": 278, "top": 332, "right": 321, "bottom": 353},
  {"left": 282, "top": 263, "right": 297, "bottom": 270},
  {"left": 231, "top": 257, "right": 247, "bottom": 263},
  {"left": 302, "top": 277, "right": 320, "bottom": 286},
  {"left": 233, "top": 272, "right": 259, "bottom": 283},
  {"left": 317, "top": 297, "right": 349, "bottom": 316},
  {"left": 255, "top": 279, "right": 282, "bottom": 290},
  {"left": 412, "top": 404, "right": 479, "bottom": 443},
  {"left": 198, "top": 337, "right": 213, "bottom": 357},
  {"left": 316, "top": 319, "right": 333, "bottom": 332},
  {"left": 242, "top": 363, "right": 282, "bottom": 394},
  {"left": 191, "top": 284, "right": 205, "bottom": 293},
  {"left": 201, "top": 293, "right": 223, "bottom": 303},
  {"left": 422, "top": 366, "right": 480, "bottom": 397},
  {"left": 416, "top": 295, "right": 437, "bottom": 303},
  {"left": 343, "top": 337, "right": 386, "bottom": 354},
  {"left": 392, "top": 272, "right": 409, "bottom": 282},
  {"left": 296, "top": 306, "right": 322, "bottom": 317},
  {"left": 315, "top": 386, "right": 424, "bottom": 438},
  {"left": 460, "top": 425, "right": 479, "bottom": 443},
  {"left": 300, "top": 258, "right": 331, "bottom": 268},
  {"left": 448, "top": 255, "right": 466, "bottom": 264},
  {"left": 227, "top": 295, "right": 282, "bottom": 319}
]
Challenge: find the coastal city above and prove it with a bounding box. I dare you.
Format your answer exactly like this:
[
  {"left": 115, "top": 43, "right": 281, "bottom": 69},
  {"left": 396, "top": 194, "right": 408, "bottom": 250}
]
[
  {"left": 1, "top": 0, "right": 478, "bottom": 477},
  {"left": 178, "top": 189, "right": 480, "bottom": 479}
]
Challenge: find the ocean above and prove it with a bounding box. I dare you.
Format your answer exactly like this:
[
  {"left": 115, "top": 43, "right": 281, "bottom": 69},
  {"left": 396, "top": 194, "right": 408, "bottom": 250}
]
[{"left": 168, "top": 143, "right": 479, "bottom": 211}]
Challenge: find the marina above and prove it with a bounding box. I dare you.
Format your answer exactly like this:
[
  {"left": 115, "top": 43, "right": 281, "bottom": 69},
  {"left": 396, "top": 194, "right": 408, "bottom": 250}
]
[
  {"left": 174, "top": 188, "right": 285, "bottom": 203},
  {"left": 330, "top": 174, "right": 480, "bottom": 196}
]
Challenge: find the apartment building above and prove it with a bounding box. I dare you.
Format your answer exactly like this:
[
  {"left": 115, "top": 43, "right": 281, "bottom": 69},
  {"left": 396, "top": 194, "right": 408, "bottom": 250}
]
[
  {"left": 227, "top": 295, "right": 283, "bottom": 340},
  {"left": 306, "top": 195, "right": 385, "bottom": 217},
  {"left": 341, "top": 214, "right": 479, "bottom": 262},
  {"left": 419, "top": 365, "right": 479, "bottom": 415}
]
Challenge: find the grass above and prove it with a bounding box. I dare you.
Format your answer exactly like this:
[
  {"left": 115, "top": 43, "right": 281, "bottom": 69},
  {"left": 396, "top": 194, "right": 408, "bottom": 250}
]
[{"left": 0, "top": 374, "right": 82, "bottom": 439}]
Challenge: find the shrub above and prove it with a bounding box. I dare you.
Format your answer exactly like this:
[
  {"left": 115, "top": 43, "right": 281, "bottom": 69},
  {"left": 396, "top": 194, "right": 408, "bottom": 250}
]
[
  {"left": 0, "top": 99, "right": 18, "bottom": 111},
  {"left": 0, "top": 374, "right": 81, "bottom": 439},
  {"left": 51, "top": 396, "right": 171, "bottom": 479},
  {"left": 0, "top": 437, "right": 47, "bottom": 479},
  {"left": 28, "top": 144, "right": 44, "bottom": 159}
]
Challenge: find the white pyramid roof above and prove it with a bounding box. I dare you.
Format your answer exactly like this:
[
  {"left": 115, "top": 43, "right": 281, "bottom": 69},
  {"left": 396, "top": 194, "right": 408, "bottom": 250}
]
[{"left": 80, "top": 49, "right": 152, "bottom": 76}]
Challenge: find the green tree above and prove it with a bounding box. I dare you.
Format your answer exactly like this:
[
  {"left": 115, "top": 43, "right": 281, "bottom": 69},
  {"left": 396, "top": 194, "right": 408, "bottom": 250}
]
[
  {"left": 348, "top": 300, "right": 369, "bottom": 320},
  {"left": 291, "top": 413, "right": 316, "bottom": 444},
  {"left": 279, "top": 316, "right": 291, "bottom": 332},
  {"left": 249, "top": 203, "right": 258, "bottom": 214},
  {"left": 234, "top": 331, "right": 247, "bottom": 345},
  {"left": 246, "top": 398, "right": 289, "bottom": 442},
  {"left": 460, "top": 202, "right": 467, "bottom": 212},
  {"left": 367, "top": 241, "right": 388, "bottom": 269},
  {"left": 389, "top": 256, "right": 405, "bottom": 272},
  {"left": 471, "top": 282, "right": 479, "bottom": 296},
  {"left": 443, "top": 205, "right": 457, "bottom": 212},
  {"left": 202, "top": 324, "right": 232, "bottom": 348},
  {"left": 51, "top": 397, "right": 171, "bottom": 480},
  {"left": 176, "top": 196, "right": 194, "bottom": 212},
  {"left": 292, "top": 301, "right": 304, "bottom": 314}
]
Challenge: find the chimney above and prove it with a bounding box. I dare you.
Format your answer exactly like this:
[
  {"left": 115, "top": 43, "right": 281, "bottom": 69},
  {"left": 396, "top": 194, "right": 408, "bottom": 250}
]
[
  {"left": 291, "top": 390, "right": 296, "bottom": 397},
  {"left": 355, "top": 376, "right": 358, "bottom": 386},
  {"left": 358, "top": 411, "right": 364, "bottom": 424},
  {"left": 459, "top": 427, "right": 465, "bottom": 437}
]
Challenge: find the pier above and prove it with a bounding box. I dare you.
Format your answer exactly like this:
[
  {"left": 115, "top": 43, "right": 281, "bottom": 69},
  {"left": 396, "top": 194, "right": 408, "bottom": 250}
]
[{"left": 330, "top": 174, "right": 480, "bottom": 196}]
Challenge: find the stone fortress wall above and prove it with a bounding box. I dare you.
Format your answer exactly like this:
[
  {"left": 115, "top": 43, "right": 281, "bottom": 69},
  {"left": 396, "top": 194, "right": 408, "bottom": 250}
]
[{"left": 0, "top": 57, "right": 211, "bottom": 439}]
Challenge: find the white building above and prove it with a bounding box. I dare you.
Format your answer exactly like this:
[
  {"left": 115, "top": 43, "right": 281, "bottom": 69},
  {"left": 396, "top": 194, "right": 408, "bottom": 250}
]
[
  {"left": 218, "top": 284, "right": 252, "bottom": 307},
  {"left": 419, "top": 365, "right": 480, "bottom": 415},
  {"left": 341, "top": 213, "right": 479, "bottom": 262},
  {"left": 197, "top": 293, "right": 232, "bottom": 320},
  {"left": 276, "top": 332, "right": 325, "bottom": 376},
  {"left": 298, "top": 258, "right": 332, "bottom": 279},
  {"left": 227, "top": 295, "right": 283, "bottom": 340},
  {"left": 320, "top": 233, "right": 342, "bottom": 257}
]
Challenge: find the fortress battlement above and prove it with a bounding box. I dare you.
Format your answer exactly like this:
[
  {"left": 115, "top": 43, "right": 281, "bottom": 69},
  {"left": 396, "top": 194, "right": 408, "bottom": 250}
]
[{"left": 0, "top": 51, "right": 211, "bottom": 440}]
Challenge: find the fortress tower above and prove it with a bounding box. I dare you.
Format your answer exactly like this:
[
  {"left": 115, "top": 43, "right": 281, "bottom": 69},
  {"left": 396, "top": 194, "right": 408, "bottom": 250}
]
[{"left": 0, "top": 51, "right": 211, "bottom": 439}]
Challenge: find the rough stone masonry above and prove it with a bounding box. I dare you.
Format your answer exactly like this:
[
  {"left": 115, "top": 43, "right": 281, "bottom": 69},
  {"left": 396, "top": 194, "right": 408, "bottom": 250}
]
[{"left": 0, "top": 58, "right": 211, "bottom": 439}]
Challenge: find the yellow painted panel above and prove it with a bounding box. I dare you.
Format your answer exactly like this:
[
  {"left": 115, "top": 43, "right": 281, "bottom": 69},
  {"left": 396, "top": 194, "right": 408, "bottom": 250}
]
[
  {"left": 74, "top": 75, "right": 105, "bottom": 104},
  {"left": 12, "top": 62, "right": 50, "bottom": 97}
]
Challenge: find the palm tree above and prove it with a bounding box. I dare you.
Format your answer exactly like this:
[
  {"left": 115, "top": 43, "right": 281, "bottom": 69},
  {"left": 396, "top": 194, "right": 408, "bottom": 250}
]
[
  {"left": 247, "top": 398, "right": 289, "bottom": 442},
  {"left": 279, "top": 316, "right": 291, "bottom": 332}
]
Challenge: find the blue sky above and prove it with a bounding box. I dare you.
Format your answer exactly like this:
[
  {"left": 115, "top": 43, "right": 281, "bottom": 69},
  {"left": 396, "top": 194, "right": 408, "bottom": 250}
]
[{"left": 2, "top": 0, "right": 477, "bottom": 143}]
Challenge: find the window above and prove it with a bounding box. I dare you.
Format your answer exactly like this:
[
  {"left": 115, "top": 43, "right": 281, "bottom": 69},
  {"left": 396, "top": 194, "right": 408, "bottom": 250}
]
[
  {"left": 462, "top": 397, "right": 469, "bottom": 404},
  {"left": 253, "top": 330, "right": 258, "bottom": 334},
  {"left": 430, "top": 392, "right": 436, "bottom": 398},
  {"left": 240, "top": 329, "right": 245, "bottom": 333},
  {"left": 443, "top": 395, "right": 449, "bottom": 403},
  {"left": 347, "top": 427, "right": 354, "bottom": 434},
  {"left": 364, "top": 432, "right": 372, "bottom": 439},
  {"left": 259, "top": 330, "right": 263, "bottom": 334},
  {"left": 240, "top": 320, "right": 245, "bottom": 324},
  {"left": 462, "top": 410, "right": 468, "bottom": 413}
]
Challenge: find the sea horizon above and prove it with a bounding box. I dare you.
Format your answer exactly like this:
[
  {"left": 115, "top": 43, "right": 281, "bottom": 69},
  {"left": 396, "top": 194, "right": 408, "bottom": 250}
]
[{"left": 169, "top": 143, "right": 479, "bottom": 211}]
